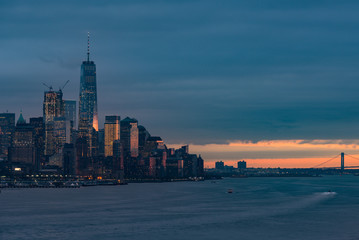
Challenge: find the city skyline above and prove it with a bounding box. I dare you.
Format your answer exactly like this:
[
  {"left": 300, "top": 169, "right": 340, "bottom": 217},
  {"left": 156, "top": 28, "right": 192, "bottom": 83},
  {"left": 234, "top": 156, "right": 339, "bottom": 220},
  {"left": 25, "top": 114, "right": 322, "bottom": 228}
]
[
  {"left": 2, "top": 3, "right": 359, "bottom": 240},
  {"left": 2, "top": 1, "right": 359, "bottom": 167}
]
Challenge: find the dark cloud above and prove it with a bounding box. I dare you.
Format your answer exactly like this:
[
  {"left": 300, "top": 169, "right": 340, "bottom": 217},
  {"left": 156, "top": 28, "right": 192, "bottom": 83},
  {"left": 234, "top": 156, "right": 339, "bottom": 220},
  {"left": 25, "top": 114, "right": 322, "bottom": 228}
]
[{"left": 1, "top": 0, "right": 359, "bottom": 144}]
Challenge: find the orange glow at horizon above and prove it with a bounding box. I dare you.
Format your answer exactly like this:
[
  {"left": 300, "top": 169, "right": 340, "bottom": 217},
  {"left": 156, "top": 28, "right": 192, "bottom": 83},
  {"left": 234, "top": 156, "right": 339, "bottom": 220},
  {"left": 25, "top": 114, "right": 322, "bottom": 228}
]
[
  {"left": 168, "top": 139, "right": 359, "bottom": 168},
  {"left": 203, "top": 156, "right": 359, "bottom": 169}
]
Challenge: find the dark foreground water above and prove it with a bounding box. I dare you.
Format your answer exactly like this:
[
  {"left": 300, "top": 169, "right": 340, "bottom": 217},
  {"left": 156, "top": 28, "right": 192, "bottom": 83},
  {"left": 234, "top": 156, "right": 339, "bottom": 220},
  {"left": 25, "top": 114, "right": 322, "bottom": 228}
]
[{"left": 1, "top": 176, "right": 359, "bottom": 240}]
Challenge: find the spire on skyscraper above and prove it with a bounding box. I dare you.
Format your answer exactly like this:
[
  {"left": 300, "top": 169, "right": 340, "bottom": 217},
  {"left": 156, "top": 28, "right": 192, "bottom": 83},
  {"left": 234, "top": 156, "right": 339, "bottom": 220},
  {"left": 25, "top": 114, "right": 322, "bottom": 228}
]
[
  {"left": 17, "top": 110, "right": 26, "bottom": 125},
  {"left": 87, "top": 32, "right": 90, "bottom": 62}
]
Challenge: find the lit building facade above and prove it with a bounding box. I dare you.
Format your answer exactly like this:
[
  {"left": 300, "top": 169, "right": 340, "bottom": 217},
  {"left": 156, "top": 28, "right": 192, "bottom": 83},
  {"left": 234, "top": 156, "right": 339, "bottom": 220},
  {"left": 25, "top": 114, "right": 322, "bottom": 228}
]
[
  {"left": 79, "top": 33, "right": 98, "bottom": 132},
  {"left": 43, "top": 89, "right": 64, "bottom": 156},
  {"left": 120, "top": 117, "right": 139, "bottom": 158},
  {"left": 104, "top": 116, "right": 121, "bottom": 157},
  {"left": 53, "top": 117, "right": 71, "bottom": 146},
  {"left": 78, "top": 33, "right": 98, "bottom": 159}
]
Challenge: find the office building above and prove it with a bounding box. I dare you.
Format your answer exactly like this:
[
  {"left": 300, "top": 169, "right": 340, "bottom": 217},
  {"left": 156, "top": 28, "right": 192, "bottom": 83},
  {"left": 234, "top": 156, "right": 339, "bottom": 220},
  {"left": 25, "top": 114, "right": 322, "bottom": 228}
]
[
  {"left": 43, "top": 89, "right": 64, "bottom": 156},
  {"left": 143, "top": 136, "right": 166, "bottom": 178},
  {"left": 138, "top": 125, "right": 150, "bottom": 157},
  {"left": 78, "top": 33, "right": 98, "bottom": 159},
  {"left": 9, "top": 113, "right": 36, "bottom": 173},
  {"left": 104, "top": 116, "right": 120, "bottom": 157},
  {"left": 215, "top": 161, "right": 225, "bottom": 170},
  {"left": 98, "top": 128, "right": 104, "bottom": 156},
  {"left": 63, "top": 143, "right": 76, "bottom": 175},
  {"left": 64, "top": 100, "right": 76, "bottom": 129},
  {"left": 29, "top": 117, "right": 45, "bottom": 166},
  {"left": 113, "top": 139, "right": 124, "bottom": 180},
  {"left": 238, "top": 160, "right": 247, "bottom": 169},
  {"left": 0, "top": 113, "right": 15, "bottom": 160},
  {"left": 78, "top": 33, "right": 98, "bottom": 132},
  {"left": 120, "top": 117, "right": 139, "bottom": 158}
]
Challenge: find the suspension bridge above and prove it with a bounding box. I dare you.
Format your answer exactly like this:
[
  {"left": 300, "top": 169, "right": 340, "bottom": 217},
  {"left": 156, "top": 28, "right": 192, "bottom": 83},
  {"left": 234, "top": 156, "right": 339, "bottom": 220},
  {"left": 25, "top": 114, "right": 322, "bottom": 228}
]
[{"left": 312, "top": 152, "right": 359, "bottom": 170}]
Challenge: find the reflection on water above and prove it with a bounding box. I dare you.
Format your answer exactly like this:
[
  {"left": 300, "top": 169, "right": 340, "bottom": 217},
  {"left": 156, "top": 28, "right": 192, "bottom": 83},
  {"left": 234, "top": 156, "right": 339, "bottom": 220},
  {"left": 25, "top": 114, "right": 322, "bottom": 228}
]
[{"left": 1, "top": 175, "right": 359, "bottom": 240}]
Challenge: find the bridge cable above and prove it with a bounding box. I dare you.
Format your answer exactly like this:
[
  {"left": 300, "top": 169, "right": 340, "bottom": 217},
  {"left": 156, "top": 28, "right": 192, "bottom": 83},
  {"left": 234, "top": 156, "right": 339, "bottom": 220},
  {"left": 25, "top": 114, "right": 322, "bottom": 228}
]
[
  {"left": 344, "top": 154, "right": 359, "bottom": 162},
  {"left": 311, "top": 154, "right": 341, "bottom": 168}
]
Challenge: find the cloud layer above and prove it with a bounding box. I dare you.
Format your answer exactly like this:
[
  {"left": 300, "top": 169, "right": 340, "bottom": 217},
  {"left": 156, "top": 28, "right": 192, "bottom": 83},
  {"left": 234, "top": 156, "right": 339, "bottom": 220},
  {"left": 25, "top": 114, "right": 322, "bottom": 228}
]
[{"left": 1, "top": 1, "right": 359, "bottom": 145}]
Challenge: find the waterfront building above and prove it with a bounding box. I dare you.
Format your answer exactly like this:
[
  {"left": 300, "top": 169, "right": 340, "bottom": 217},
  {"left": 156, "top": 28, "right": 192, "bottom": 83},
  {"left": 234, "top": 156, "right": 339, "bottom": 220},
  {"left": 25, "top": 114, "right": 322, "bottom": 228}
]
[
  {"left": 143, "top": 136, "right": 167, "bottom": 178},
  {"left": 120, "top": 117, "right": 139, "bottom": 177},
  {"left": 166, "top": 145, "right": 204, "bottom": 178},
  {"left": 138, "top": 125, "right": 150, "bottom": 157},
  {"left": 98, "top": 128, "right": 104, "bottom": 156},
  {"left": 63, "top": 143, "right": 76, "bottom": 175},
  {"left": 197, "top": 155, "right": 204, "bottom": 177},
  {"left": 120, "top": 117, "right": 139, "bottom": 158},
  {"left": 166, "top": 157, "right": 184, "bottom": 178},
  {"left": 104, "top": 116, "right": 121, "bottom": 157},
  {"left": 0, "top": 113, "right": 15, "bottom": 160},
  {"left": 9, "top": 113, "right": 36, "bottom": 173},
  {"left": 215, "top": 161, "right": 225, "bottom": 170},
  {"left": 113, "top": 139, "right": 124, "bottom": 180},
  {"left": 183, "top": 154, "right": 199, "bottom": 178},
  {"left": 75, "top": 136, "right": 89, "bottom": 174},
  {"left": 238, "top": 160, "right": 247, "bottom": 169}
]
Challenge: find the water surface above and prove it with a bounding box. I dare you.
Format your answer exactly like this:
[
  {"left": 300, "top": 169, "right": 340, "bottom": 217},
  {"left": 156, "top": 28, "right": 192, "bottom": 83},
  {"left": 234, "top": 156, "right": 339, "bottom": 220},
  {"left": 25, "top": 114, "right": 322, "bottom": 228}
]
[{"left": 1, "top": 176, "right": 359, "bottom": 240}]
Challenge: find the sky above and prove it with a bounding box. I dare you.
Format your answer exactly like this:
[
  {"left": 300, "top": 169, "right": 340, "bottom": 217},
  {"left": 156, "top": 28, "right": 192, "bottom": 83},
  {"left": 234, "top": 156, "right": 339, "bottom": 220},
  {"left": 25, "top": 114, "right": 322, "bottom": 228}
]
[{"left": 2, "top": 0, "right": 359, "bottom": 167}]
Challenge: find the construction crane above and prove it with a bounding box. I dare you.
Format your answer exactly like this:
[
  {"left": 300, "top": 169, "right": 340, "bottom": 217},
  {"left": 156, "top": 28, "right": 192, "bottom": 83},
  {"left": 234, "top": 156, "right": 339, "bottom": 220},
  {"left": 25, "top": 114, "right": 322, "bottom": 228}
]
[
  {"left": 42, "top": 82, "right": 53, "bottom": 91},
  {"left": 59, "top": 80, "right": 70, "bottom": 91}
]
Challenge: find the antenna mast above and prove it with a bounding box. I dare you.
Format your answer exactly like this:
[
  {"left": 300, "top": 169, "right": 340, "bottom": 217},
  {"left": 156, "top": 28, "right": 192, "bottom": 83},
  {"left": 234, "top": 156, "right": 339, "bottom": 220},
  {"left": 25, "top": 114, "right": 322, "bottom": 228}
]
[{"left": 87, "top": 32, "right": 90, "bottom": 62}]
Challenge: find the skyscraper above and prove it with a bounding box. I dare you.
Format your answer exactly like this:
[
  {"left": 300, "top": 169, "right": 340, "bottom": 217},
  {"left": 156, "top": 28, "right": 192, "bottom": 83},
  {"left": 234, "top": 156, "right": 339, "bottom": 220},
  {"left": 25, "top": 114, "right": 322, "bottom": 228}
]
[
  {"left": 120, "top": 117, "right": 139, "bottom": 158},
  {"left": 0, "top": 113, "right": 15, "bottom": 160},
  {"left": 63, "top": 143, "right": 76, "bottom": 176},
  {"left": 64, "top": 100, "right": 76, "bottom": 129},
  {"left": 43, "top": 89, "right": 64, "bottom": 156},
  {"left": 29, "top": 117, "right": 45, "bottom": 167},
  {"left": 113, "top": 139, "right": 124, "bottom": 180},
  {"left": 138, "top": 125, "right": 150, "bottom": 157},
  {"left": 120, "top": 117, "right": 139, "bottom": 177},
  {"left": 79, "top": 32, "right": 98, "bottom": 132},
  {"left": 9, "top": 113, "right": 36, "bottom": 173},
  {"left": 237, "top": 160, "right": 247, "bottom": 169},
  {"left": 53, "top": 117, "right": 71, "bottom": 145},
  {"left": 43, "top": 89, "right": 64, "bottom": 123},
  {"left": 104, "top": 116, "right": 121, "bottom": 157}
]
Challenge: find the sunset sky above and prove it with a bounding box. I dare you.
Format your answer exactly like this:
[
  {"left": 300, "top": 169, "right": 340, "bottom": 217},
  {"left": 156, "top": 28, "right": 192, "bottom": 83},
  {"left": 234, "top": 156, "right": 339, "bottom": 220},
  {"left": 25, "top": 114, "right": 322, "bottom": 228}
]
[
  {"left": 169, "top": 140, "right": 359, "bottom": 168},
  {"left": 2, "top": 1, "right": 359, "bottom": 167}
]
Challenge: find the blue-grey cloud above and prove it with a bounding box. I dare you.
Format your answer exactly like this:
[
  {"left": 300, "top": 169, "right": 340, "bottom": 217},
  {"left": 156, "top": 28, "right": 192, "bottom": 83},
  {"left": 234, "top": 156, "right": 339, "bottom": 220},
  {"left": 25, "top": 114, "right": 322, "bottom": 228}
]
[{"left": 1, "top": 0, "right": 359, "bottom": 144}]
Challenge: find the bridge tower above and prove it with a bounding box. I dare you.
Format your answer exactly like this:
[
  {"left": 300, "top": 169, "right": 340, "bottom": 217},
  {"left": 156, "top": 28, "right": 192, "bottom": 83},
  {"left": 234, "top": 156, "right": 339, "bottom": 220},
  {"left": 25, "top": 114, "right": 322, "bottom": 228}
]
[{"left": 341, "top": 152, "right": 344, "bottom": 171}]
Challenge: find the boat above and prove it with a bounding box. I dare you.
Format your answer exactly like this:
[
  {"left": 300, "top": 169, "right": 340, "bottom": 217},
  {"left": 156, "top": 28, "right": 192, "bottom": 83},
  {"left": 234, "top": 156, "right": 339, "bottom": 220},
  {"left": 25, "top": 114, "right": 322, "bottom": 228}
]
[{"left": 227, "top": 189, "right": 233, "bottom": 193}]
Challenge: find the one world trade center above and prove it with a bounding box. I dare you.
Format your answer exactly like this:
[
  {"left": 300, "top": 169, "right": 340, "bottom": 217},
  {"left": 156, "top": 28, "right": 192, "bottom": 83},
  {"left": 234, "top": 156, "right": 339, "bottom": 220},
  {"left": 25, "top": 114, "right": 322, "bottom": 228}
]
[{"left": 79, "top": 32, "right": 98, "bottom": 133}]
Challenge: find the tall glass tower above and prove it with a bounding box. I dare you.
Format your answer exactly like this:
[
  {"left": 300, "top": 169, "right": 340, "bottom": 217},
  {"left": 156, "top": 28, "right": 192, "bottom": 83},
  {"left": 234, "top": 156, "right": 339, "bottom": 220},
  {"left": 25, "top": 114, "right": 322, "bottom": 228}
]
[
  {"left": 79, "top": 32, "right": 98, "bottom": 132},
  {"left": 43, "top": 89, "right": 64, "bottom": 156}
]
